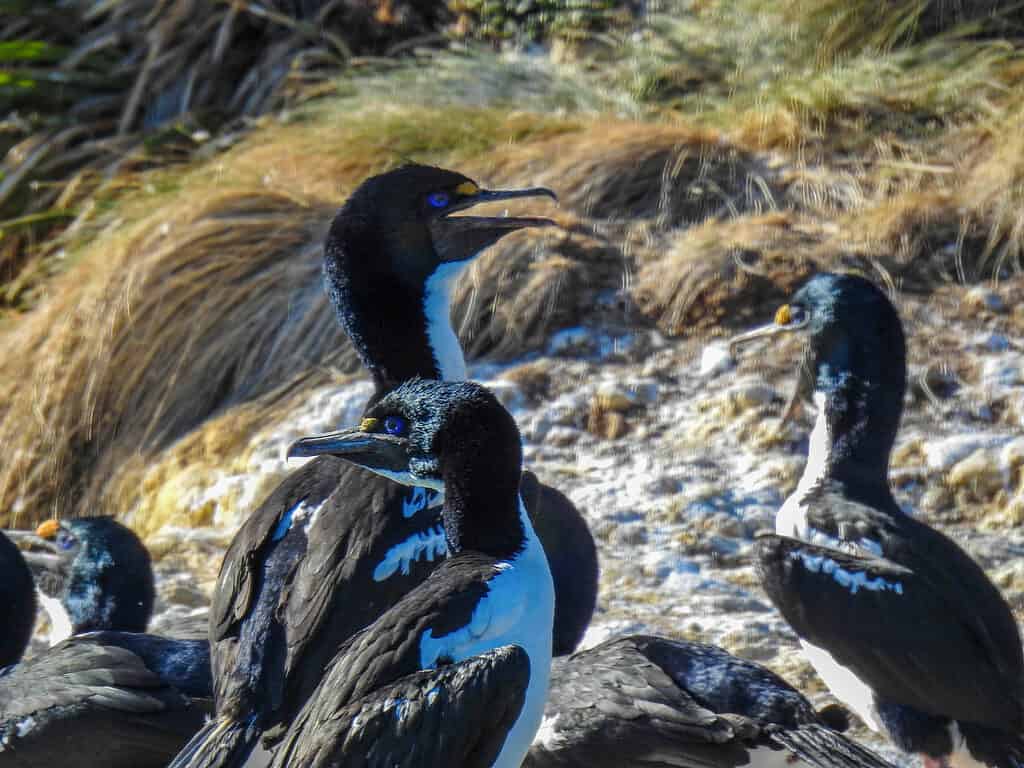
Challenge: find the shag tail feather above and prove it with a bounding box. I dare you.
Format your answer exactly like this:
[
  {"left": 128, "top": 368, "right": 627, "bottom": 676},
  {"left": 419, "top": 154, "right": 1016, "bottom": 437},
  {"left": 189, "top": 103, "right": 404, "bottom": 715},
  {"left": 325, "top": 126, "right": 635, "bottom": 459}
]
[
  {"left": 167, "top": 717, "right": 257, "bottom": 768},
  {"left": 770, "top": 725, "right": 896, "bottom": 768}
]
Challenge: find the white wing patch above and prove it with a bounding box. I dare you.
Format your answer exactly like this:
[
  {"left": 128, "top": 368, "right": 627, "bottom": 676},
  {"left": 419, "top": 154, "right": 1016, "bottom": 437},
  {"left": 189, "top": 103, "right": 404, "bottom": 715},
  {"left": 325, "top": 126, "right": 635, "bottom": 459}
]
[
  {"left": 402, "top": 486, "right": 442, "bottom": 519},
  {"left": 271, "top": 498, "right": 325, "bottom": 541},
  {"left": 790, "top": 550, "right": 903, "bottom": 595},
  {"left": 806, "top": 527, "right": 883, "bottom": 558},
  {"left": 372, "top": 525, "right": 448, "bottom": 582}
]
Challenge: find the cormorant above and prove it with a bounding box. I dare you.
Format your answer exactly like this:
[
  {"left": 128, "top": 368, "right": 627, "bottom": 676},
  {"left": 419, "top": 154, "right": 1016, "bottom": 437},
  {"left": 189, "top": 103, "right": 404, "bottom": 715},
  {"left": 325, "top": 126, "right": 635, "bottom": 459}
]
[
  {"left": 263, "top": 378, "right": 554, "bottom": 768},
  {"left": 731, "top": 272, "right": 1024, "bottom": 768},
  {"left": 0, "top": 517, "right": 212, "bottom": 767},
  {"left": 525, "top": 635, "right": 898, "bottom": 768},
  {"left": 174, "top": 165, "right": 596, "bottom": 768}
]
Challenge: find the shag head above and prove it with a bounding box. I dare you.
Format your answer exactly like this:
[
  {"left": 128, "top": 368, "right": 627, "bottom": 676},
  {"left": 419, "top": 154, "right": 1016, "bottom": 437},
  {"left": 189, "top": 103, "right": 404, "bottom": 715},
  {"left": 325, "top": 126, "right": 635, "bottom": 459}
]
[
  {"left": 731, "top": 273, "right": 907, "bottom": 486},
  {"left": 332, "top": 164, "right": 557, "bottom": 270},
  {"left": 6, "top": 517, "right": 155, "bottom": 640},
  {"left": 288, "top": 378, "right": 522, "bottom": 494},
  {"left": 730, "top": 272, "right": 905, "bottom": 389},
  {"left": 324, "top": 165, "right": 557, "bottom": 388}
]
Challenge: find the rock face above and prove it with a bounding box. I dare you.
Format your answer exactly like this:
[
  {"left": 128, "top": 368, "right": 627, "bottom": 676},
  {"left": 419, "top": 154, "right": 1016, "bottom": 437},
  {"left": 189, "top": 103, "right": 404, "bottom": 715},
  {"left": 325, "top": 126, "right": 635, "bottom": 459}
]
[{"left": 107, "top": 281, "right": 1022, "bottom": 765}]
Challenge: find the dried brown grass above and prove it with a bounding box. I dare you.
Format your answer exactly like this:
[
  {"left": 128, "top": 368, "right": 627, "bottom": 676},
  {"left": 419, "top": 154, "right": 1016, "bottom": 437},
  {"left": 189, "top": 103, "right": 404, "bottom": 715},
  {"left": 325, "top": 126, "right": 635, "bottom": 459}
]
[
  {"left": 0, "top": 113, "right": 656, "bottom": 525},
  {"left": 0, "top": 190, "right": 345, "bottom": 524},
  {"left": 0, "top": 0, "right": 450, "bottom": 310},
  {"left": 5, "top": 85, "right": 1024, "bottom": 527},
  {"left": 632, "top": 212, "right": 820, "bottom": 335},
  {"left": 485, "top": 123, "right": 783, "bottom": 227}
]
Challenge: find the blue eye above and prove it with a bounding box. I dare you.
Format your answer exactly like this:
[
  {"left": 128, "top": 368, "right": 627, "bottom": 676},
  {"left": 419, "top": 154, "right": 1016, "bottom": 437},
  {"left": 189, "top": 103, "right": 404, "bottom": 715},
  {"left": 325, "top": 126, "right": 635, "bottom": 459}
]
[
  {"left": 57, "top": 533, "right": 75, "bottom": 551},
  {"left": 384, "top": 416, "right": 407, "bottom": 436},
  {"left": 427, "top": 192, "right": 449, "bottom": 209}
]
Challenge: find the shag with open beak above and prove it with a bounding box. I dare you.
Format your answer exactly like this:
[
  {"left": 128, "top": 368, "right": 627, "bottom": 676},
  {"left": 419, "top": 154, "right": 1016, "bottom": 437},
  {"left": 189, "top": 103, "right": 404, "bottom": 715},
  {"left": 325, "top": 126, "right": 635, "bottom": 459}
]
[
  {"left": 732, "top": 273, "right": 1024, "bottom": 768},
  {"left": 730, "top": 302, "right": 816, "bottom": 427},
  {"left": 174, "top": 166, "right": 598, "bottom": 768},
  {"left": 5, "top": 517, "right": 155, "bottom": 645}
]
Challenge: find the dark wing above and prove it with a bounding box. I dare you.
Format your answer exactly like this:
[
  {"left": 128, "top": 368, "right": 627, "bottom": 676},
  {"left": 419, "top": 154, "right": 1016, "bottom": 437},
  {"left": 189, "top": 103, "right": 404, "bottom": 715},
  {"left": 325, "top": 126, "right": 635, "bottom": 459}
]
[
  {"left": 256, "top": 554, "right": 492, "bottom": 752},
  {"left": 269, "top": 645, "right": 529, "bottom": 768},
  {"left": 210, "top": 455, "right": 342, "bottom": 644},
  {"left": 525, "top": 637, "right": 752, "bottom": 768},
  {"left": 0, "top": 632, "right": 212, "bottom": 768},
  {"left": 210, "top": 455, "right": 352, "bottom": 712},
  {"left": 0, "top": 531, "right": 34, "bottom": 666},
  {"left": 279, "top": 463, "right": 445, "bottom": 714},
  {"left": 521, "top": 470, "right": 598, "bottom": 657},
  {"left": 757, "top": 533, "right": 1022, "bottom": 730}
]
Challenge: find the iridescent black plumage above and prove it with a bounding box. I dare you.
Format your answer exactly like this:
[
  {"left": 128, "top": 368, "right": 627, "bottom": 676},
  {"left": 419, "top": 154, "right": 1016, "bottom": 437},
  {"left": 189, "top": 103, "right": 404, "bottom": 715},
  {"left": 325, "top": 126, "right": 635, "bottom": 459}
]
[{"left": 734, "top": 273, "right": 1024, "bottom": 767}]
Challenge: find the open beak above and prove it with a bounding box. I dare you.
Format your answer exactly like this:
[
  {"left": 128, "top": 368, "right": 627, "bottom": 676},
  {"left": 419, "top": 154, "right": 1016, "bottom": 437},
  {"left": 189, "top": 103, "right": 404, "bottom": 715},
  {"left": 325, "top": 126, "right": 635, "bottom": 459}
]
[
  {"left": 727, "top": 304, "right": 808, "bottom": 353},
  {"left": 3, "top": 526, "right": 63, "bottom": 572},
  {"left": 431, "top": 186, "right": 559, "bottom": 263},
  {"left": 728, "top": 321, "right": 792, "bottom": 351},
  {"left": 728, "top": 305, "right": 814, "bottom": 428},
  {"left": 287, "top": 427, "right": 411, "bottom": 477},
  {"left": 779, "top": 355, "right": 814, "bottom": 428}
]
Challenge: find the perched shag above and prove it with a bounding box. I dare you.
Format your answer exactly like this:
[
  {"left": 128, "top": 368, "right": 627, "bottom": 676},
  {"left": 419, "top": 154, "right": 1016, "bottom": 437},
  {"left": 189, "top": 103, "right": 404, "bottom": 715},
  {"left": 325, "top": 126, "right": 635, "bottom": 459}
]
[
  {"left": 525, "top": 635, "right": 897, "bottom": 768},
  {"left": 261, "top": 378, "right": 554, "bottom": 768},
  {"left": 731, "top": 273, "right": 1024, "bottom": 768},
  {"left": 0, "top": 531, "right": 35, "bottom": 667},
  {"left": 7, "top": 518, "right": 155, "bottom": 645},
  {"left": 0, "top": 517, "right": 212, "bottom": 768},
  {"left": 176, "top": 165, "right": 596, "bottom": 767}
]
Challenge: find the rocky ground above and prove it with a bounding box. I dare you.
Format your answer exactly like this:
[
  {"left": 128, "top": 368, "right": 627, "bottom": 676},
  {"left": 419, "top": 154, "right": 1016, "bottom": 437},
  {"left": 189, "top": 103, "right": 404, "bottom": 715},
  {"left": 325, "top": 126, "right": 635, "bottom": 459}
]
[{"left": 40, "top": 275, "right": 1020, "bottom": 765}]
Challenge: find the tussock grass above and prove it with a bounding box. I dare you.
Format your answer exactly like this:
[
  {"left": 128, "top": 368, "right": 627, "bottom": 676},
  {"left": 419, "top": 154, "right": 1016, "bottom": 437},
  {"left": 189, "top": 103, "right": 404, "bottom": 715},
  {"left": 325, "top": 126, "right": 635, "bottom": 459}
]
[
  {"left": 632, "top": 213, "right": 820, "bottom": 335},
  {"left": 779, "top": 0, "right": 1024, "bottom": 62},
  {"left": 0, "top": 107, "right": 658, "bottom": 525},
  {"left": 485, "top": 122, "right": 782, "bottom": 225},
  {"left": 0, "top": 190, "right": 340, "bottom": 523},
  {"left": 611, "top": 2, "right": 1023, "bottom": 151},
  {"left": 3, "top": 0, "right": 1024, "bottom": 530},
  {"left": 0, "top": 0, "right": 456, "bottom": 311}
]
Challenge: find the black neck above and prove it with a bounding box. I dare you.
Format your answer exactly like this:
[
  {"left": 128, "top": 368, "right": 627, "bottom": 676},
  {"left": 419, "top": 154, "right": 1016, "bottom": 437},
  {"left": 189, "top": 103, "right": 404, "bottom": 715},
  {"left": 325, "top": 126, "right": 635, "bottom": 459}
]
[
  {"left": 324, "top": 253, "right": 443, "bottom": 410},
  {"left": 815, "top": 334, "right": 905, "bottom": 497},
  {"left": 441, "top": 441, "right": 526, "bottom": 561}
]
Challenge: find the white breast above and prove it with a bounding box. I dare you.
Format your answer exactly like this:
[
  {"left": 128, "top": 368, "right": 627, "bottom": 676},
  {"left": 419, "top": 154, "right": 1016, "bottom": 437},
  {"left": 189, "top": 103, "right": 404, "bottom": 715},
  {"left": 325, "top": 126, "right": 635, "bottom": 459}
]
[
  {"left": 423, "top": 261, "right": 469, "bottom": 381},
  {"left": 777, "top": 392, "right": 831, "bottom": 539},
  {"left": 37, "top": 590, "right": 74, "bottom": 646},
  {"left": 799, "top": 638, "right": 883, "bottom": 733},
  {"left": 948, "top": 723, "right": 987, "bottom": 768},
  {"left": 418, "top": 499, "right": 555, "bottom": 768}
]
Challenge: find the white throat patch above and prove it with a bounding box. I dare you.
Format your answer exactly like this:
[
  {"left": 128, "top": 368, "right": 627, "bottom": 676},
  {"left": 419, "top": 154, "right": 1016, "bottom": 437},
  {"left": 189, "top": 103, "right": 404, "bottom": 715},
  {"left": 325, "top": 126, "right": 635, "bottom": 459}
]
[
  {"left": 37, "top": 589, "right": 73, "bottom": 646},
  {"left": 423, "top": 261, "right": 469, "bottom": 381},
  {"left": 777, "top": 391, "right": 830, "bottom": 539}
]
